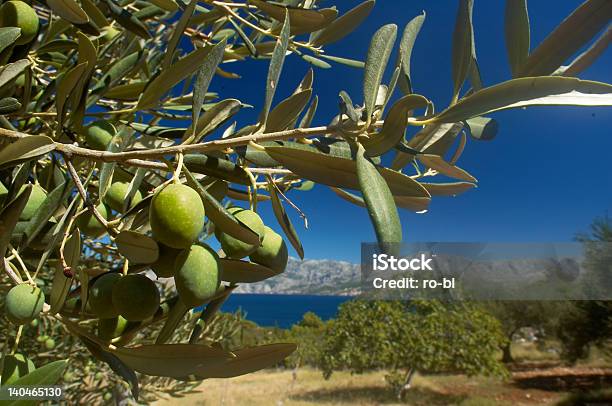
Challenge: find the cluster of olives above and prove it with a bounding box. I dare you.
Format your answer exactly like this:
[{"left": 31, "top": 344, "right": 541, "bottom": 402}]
[{"left": 4, "top": 119, "right": 289, "bottom": 345}]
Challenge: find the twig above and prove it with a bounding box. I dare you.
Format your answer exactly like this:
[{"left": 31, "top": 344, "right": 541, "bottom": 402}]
[{"left": 65, "top": 160, "right": 117, "bottom": 237}]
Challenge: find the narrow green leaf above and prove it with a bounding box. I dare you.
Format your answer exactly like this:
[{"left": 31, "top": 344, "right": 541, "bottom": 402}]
[
  {"left": 260, "top": 10, "right": 290, "bottom": 126},
  {"left": 363, "top": 24, "right": 397, "bottom": 119},
  {"left": 183, "top": 153, "right": 250, "bottom": 185},
  {"left": 355, "top": 143, "right": 401, "bottom": 248},
  {"left": 138, "top": 46, "right": 215, "bottom": 110},
  {"left": 156, "top": 299, "right": 190, "bottom": 344},
  {"left": 505, "top": 0, "right": 530, "bottom": 77},
  {"left": 228, "top": 18, "right": 257, "bottom": 57},
  {"left": 363, "top": 94, "right": 429, "bottom": 156},
  {"left": 0, "top": 27, "right": 21, "bottom": 54},
  {"left": 310, "top": 0, "right": 375, "bottom": 47},
  {"left": 465, "top": 116, "right": 498, "bottom": 140},
  {"left": 99, "top": 127, "right": 131, "bottom": 198},
  {"left": 81, "top": 0, "right": 109, "bottom": 28},
  {"left": 105, "top": 0, "right": 151, "bottom": 39},
  {"left": 249, "top": 0, "right": 337, "bottom": 35},
  {"left": 451, "top": 0, "right": 474, "bottom": 102},
  {"left": 432, "top": 77, "right": 612, "bottom": 123},
  {"left": 0, "top": 59, "right": 30, "bottom": 89},
  {"left": 162, "top": 0, "right": 198, "bottom": 69},
  {"left": 220, "top": 259, "right": 281, "bottom": 283},
  {"left": 300, "top": 54, "right": 331, "bottom": 69},
  {"left": 299, "top": 95, "right": 318, "bottom": 128},
  {"left": 421, "top": 182, "right": 476, "bottom": 196},
  {"left": 90, "top": 51, "right": 144, "bottom": 103},
  {"left": 149, "top": 0, "right": 178, "bottom": 12},
  {"left": 56, "top": 62, "right": 88, "bottom": 125},
  {"left": 104, "top": 82, "right": 147, "bottom": 101},
  {"left": 0, "top": 185, "right": 31, "bottom": 258},
  {"left": 112, "top": 344, "right": 233, "bottom": 378},
  {"left": 268, "top": 179, "right": 304, "bottom": 259},
  {"left": 0, "top": 136, "right": 55, "bottom": 170},
  {"left": 418, "top": 154, "right": 477, "bottom": 182},
  {"left": 192, "top": 39, "right": 228, "bottom": 136},
  {"left": 397, "top": 12, "right": 425, "bottom": 94},
  {"left": 266, "top": 89, "right": 312, "bottom": 133},
  {"left": 183, "top": 169, "right": 260, "bottom": 245},
  {"left": 6, "top": 360, "right": 68, "bottom": 404},
  {"left": 49, "top": 228, "right": 79, "bottom": 314},
  {"left": 47, "top": 0, "right": 89, "bottom": 24},
  {"left": 560, "top": 26, "right": 612, "bottom": 77},
  {"left": 23, "top": 179, "right": 72, "bottom": 248},
  {"left": 318, "top": 54, "right": 365, "bottom": 68},
  {"left": 519, "top": 0, "right": 612, "bottom": 76},
  {"left": 115, "top": 231, "right": 159, "bottom": 264}
]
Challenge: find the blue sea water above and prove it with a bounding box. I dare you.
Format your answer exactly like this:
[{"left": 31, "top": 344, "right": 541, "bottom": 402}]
[{"left": 220, "top": 294, "right": 352, "bottom": 328}]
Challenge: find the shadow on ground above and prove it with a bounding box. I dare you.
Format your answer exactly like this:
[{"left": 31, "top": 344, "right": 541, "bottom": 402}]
[
  {"left": 514, "top": 372, "right": 612, "bottom": 392},
  {"left": 291, "top": 385, "right": 466, "bottom": 405}
]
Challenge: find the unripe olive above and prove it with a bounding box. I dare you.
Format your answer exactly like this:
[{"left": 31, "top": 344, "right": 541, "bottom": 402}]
[
  {"left": 249, "top": 226, "right": 288, "bottom": 272},
  {"left": 5, "top": 284, "right": 45, "bottom": 325},
  {"left": 18, "top": 184, "right": 47, "bottom": 221},
  {"left": 150, "top": 184, "right": 205, "bottom": 249},
  {"left": 0, "top": 1, "right": 40, "bottom": 45},
  {"left": 112, "top": 274, "right": 160, "bottom": 321},
  {"left": 151, "top": 243, "right": 182, "bottom": 278},
  {"left": 44, "top": 338, "right": 55, "bottom": 350},
  {"left": 103, "top": 181, "right": 142, "bottom": 213},
  {"left": 174, "top": 244, "right": 221, "bottom": 307},
  {"left": 85, "top": 120, "right": 115, "bottom": 151},
  {"left": 103, "top": 393, "right": 112, "bottom": 401},
  {"left": 77, "top": 203, "right": 108, "bottom": 238},
  {"left": 215, "top": 207, "right": 265, "bottom": 258},
  {"left": 102, "top": 26, "right": 120, "bottom": 43},
  {"left": 89, "top": 273, "right": 121, "bottom": 319},
  {"left": 1, "top": 353, "right": 35, "bottom": 385}
]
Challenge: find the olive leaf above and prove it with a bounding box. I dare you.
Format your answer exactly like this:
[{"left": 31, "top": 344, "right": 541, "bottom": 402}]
[
  {"left": 183, "top": 168, "right": 260, "bottom": 245},
  {"left": 268, "top": 178, "right": 304, "bottom": 260},
  {"left": 249, "top": 0, "right": 337, "bottom": 35},
  {"left": 310, "top": 0, "right": 375, "bottom": 47},
  {"left": 265, "top": 142, "right": 430, "bottom": 198},
  {"left": 318, "top": 54, "right": 365, "bottom": 68},
  {"left": 47, "top": 0, "right": 90, "bottom": 24},
  {"left": 104, "top": 82, "right": 147, "bottom": 101},
  {"left": 397, "top": 12, "right": 425, "bottom": 94},
  {"left": 184, "top": 343, "right": 297, "bottom": 379},
  {"left": 127, "top": 121, "right": 184, "bottom": 139},
  {"left": 89, "top": 51, "right": 144, "bottom": 104},
  {"left": 505, "top": 0, "right": 530, "bottom": 77},
  {"left": 301, "top": 54, "right": 331, "bottom": 69},
  {"left": 417, "top": 154, "right": 477, "bottom": 182},
  {"left": 183, "top": 99, "right": 242, "bottom": 143},
  {"left": 260, "top": 10, "right": 290, "bottom": 126},
  {"left": 162, "top": 0, "right": 198, "bottom": 69},
  {"left": 81, "top": 0, "right": 109, "bottom": 28},
  {"left": 422, "top": 181, "right": 476, "bottom": 196},
  {"left": 112, "top": 344, "right": 234, "bottom": 378},
  {"left": 149, "top": 0, "right": 178, "bottom": 13},
  {"left": 465, "top": 116, "right": 498, "bottom": 141},
  {"left": 4, "top": 360, "right": 68, "bottom": 395},
  {"left": 189, "top": 286, "right": 235, "bottom": 344},
  {"left": 99, "top": 126, "right": 132, "bottom": 198},
  {"left": 23, "top": 179, "right": 72, "bottom": 248},
  {"left": 156, "top": 299, "right": 190, "bottom": 344},
  {"left": 0, "top": 97, "right": 21, "bottom": 114},
  {"left": 266, "top": 89, "right": 312, "bottom": 133},
  {"left": 451, "top": 0, "right": 474, "bottom": 102},
  {"left": 355, "top": 143, "right": 402, "bottom": 248},
  {"left": 0, "top": 27, "right": 21, "bottom": 54},
  {"left": 363, "top": 94, "right": 429, "bottom": 156},
  {"left": 191, "top": 39, "right": 228, "bottom": 136},
  {"left": 220, "top": 258, "right": 281, "bottom": 283},
  {"left": 183, "top": 154, "right": 250, "bottom": 185},
  {"left": 432, "top": 77, "right": 612, "bottom": 123},
  {"left": 56, "top": 62, "right": 88, "bottom": 126},
  {"left": 0, "top": 185, "right": 31, "bottom": 258},
  {"left": 138, "top": 46, "right": 217, "bottom": 110},
  {"left": 0, "top": 136, "right": 55, "bottom": 170},
  {"left": 49, "top": 228, "right": 80, "bottom": 314},
  {"left": 299, "top": 95, "right": 318, "bottom": 128},
  {"left": 115, "top": 231, "right": 159, "bottom": 264},
  {"left": 339, "top": 90, "right": 360, "bottom": 122},
  {"left": 363, "top": 24, "right": 397, "bottom": 119},
  {"left": 519, "top": 0, "right": 612, "bottom": 76},
  {"left": 559, "top": 26, "right": 611, "bottom": 77},
  {"left": 0, "top": 59, "right": 31, "bottom": 89},
  {"left": 105, "top": 0, "right": 151, "bottom": 39}
]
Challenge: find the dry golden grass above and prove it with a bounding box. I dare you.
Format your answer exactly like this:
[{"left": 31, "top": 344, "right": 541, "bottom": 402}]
[{"left": 152, "top": 367, "right": 566, "bottom": 406}]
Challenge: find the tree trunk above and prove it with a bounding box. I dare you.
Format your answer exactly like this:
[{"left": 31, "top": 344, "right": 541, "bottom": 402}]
[
  {"left": 501, "top": 341, "right": 513, "bottom": 363},
  {"left": 397, "top": 369, "right": 416, "bottom": 401}
]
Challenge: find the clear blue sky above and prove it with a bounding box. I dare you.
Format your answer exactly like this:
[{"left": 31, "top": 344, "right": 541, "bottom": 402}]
[{"left": 204, "top": 1, "right": 611, "bottom": 262}]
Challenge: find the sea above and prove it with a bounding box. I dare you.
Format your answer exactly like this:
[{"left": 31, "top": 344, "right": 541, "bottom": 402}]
[{"left": 220, "top": 294, "right": 352, "bottom": 328}]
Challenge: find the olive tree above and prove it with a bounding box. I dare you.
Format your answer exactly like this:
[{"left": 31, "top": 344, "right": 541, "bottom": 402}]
[
  {"left": 0, "top": 0, "right": 610, "bottom": 403},
  {"left": 319, "top": 300, "right": 508, "bottom": 399}
]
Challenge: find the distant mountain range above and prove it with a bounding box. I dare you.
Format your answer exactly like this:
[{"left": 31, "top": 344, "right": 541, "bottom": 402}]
[{"left": 235, "top": 258, "right": 361, "bottom": 295}]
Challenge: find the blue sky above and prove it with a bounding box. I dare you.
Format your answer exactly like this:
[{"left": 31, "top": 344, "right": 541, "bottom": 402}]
[{"left": 204, "top": 1, "right": 611, "bottom": 262}]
